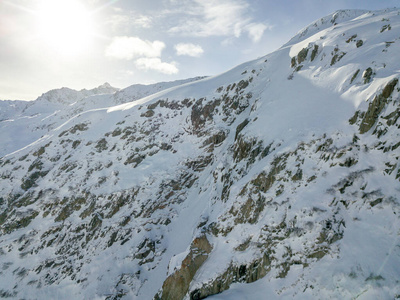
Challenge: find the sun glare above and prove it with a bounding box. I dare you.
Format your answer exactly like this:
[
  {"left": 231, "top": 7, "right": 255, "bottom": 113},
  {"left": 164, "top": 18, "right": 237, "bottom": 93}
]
[{"left": 36, "top": 0, "right": 94, "bottom": 56}]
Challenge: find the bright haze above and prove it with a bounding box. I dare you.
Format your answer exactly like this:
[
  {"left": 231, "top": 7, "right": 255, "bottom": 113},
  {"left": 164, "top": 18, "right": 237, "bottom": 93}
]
[{"left": 1, "top": 0, "right": 398, "bottom": 100}]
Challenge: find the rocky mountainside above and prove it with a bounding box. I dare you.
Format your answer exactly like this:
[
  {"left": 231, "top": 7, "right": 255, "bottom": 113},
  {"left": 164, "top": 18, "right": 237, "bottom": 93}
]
[
  {"left": 1, "top": 8, "right": 400, "bottom": 300},
  {"left": 0, "top": 77, "right": 205, "bottom": 157}
]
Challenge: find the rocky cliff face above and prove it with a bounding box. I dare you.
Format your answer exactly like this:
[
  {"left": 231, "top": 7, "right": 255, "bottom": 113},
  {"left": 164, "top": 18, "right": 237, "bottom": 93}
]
[{"left": 1, "top": 9, "right": 400, "bottom": 300}]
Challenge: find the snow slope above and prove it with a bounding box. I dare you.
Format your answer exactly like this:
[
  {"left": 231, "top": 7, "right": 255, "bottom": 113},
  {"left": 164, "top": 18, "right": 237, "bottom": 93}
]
[
  {"left": 0, "top": 77, "right": 205, "bottom": 157},
  {"left": 0, "top": 8, "right": 399, "bottom": 300}
]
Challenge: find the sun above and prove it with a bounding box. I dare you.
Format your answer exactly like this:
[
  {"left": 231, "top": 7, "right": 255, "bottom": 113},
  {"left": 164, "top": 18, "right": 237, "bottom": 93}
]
[{"left": 35, "top": 0, "right": 94, "bottom": 56}]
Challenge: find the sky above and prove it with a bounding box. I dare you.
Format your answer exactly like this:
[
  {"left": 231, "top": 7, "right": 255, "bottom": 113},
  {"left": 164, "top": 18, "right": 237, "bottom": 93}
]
[{"left": 1, "top": 0, "right": 399, "bottom": 100}]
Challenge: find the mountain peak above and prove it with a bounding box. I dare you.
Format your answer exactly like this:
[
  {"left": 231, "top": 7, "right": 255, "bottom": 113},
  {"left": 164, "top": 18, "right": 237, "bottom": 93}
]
[
  {"left": 284, "top": 9, "right": 370, "bottom": 47},
  {"left": 92, "top": 82, "right": 119, "bottom": 92},
  {"left": 98, "top": 82, "right": 113, "bottom": 88}
]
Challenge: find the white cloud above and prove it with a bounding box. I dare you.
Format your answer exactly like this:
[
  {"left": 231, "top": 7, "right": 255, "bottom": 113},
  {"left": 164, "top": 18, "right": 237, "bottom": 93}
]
[
  {"left": 105, "top": 35, "right": 178, "bottom": 75},
  {"left": 135, "top": 58, "right": 179, "bottom": 74},
  {"left": 245, "top": 23, "right": 269, "bottom": 43},
  {"left": 105, "top": 36, "right": 165, "bottom": 60},
  {"left": 196, "top": 0, "right": 249, "bottom": 36},
  {"left": 105, "top": 14, "right": 130, "bottom": 32},
  {"left": 167, "top": 0, "right": 270, "bottom": 42},
  {"left": 106, "top": 11, "right": 153, "bottom": 33},
  {"left": 133, "top": 15, "right": 153, "bottom": 28},
  {"left": 169, "top": 0, "right": 248, "bottom": 37},
  {"left": 175, "top": 43, "right": 204, "bottom": 57}
]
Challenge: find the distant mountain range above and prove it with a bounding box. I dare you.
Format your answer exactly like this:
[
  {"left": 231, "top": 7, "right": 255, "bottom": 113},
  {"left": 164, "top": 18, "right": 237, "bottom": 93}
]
[{"left": 0, "top": 77, "right": 206, "bottom": 157}]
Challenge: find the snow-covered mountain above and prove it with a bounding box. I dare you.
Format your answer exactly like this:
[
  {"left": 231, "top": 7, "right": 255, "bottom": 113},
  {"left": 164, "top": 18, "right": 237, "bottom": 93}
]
[
  {"left": 1, "top": 8, "right": 400, "bottom": 299},
  {"left": 0, "top": 77, "right": 205, "bottom": 157}
]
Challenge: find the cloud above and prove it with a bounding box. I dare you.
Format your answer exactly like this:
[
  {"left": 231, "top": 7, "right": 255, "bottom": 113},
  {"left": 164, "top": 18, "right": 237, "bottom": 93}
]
[
  {"left": 135, "top": 58, "right": 179, "bottom": 74},
  {"left": 105, "top": 35, "right": 178, "bottom": 75},
  {"left": 167, "top": 0, "right": 271, "bottom": 42},
  {"left": 105, "top": 36, "right": 165, "bottom": 60},
  {"left": 175, "top": 43, "right": 204, "bottom": 57},
  {"left": 168, "top": 0, "right": 246, "bottom": 37},
  {"left": 133, "top": 15, "right": 153, "bottom": 28},
  {"left": 245, "top": 23, "right": 270, "bottom": 43},
  {"left": 106, "top": 11, "right": 153, "bottom": 33},
  {"left": 105, "top": 14, "right": 130, "bottom": 32}
]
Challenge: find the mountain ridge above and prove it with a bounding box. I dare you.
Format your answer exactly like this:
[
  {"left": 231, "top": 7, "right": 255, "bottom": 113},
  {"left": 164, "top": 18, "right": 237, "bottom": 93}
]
[{"left": 0, "top": 77, "right": 206, "bottom": 157}]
